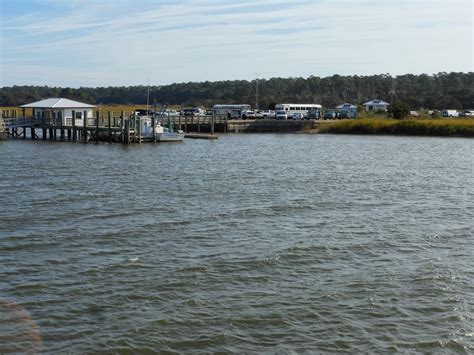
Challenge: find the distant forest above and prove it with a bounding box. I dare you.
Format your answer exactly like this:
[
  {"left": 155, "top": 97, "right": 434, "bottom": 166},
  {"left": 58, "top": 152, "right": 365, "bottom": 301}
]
[{"left": 1, "top": 72, "right": 473, "bottom": 110}]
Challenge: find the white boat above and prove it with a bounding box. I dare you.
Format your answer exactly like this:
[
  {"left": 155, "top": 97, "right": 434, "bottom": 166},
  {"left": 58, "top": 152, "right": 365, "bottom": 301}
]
[
  {"left": 157, "top": 126, "right": 185, "bottom": 142},
  {"left": 138, "top": 114, "right": 184, "bottom": 142}
]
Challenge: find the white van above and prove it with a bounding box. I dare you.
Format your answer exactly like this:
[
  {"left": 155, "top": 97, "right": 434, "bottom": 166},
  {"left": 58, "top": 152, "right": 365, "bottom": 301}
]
[{"left": 442, "top": 110, "right": 459, "bottom": 117}]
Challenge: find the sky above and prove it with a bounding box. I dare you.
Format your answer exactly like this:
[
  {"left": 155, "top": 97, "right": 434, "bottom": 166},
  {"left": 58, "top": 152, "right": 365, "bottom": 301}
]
[{"left": 0, "top": 0, "right": 472, "bottom": 87}]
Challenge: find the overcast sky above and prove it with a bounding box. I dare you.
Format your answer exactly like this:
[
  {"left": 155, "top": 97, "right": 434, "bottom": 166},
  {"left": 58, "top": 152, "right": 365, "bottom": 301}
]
[{"left": 1, "top": 0, "right": 472, "bottom": 87}]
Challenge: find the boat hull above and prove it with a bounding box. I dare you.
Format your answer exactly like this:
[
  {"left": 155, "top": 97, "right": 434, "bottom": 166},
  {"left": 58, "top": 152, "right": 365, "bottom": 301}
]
[{"left": 156, "top": 132, "right": 185, "bottom": 142}]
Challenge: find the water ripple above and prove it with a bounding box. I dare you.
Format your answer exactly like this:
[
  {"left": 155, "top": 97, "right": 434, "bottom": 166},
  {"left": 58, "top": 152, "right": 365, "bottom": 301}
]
[{"left": 1, "top": 135, "right": 473, "bottom": 353}]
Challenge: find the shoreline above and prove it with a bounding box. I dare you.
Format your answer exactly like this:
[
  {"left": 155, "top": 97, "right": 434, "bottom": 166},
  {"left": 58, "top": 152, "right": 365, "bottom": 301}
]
[{"left": 316, "top": 118, "right": 474, "bottom": 138}]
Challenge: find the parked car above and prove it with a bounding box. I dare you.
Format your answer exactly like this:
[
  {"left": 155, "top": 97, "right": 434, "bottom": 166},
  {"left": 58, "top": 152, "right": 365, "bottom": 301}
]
[
  {"left": 307, "top": 109, "right": 321, "bottom": 120},
  {"left": 323, "top": 109, "right": 337, "bottom": 120},
  {"left": 241, "top": 110, "right": 256, "bottom": 119},
  {"left": 292, "top": 112, "right": 304, "bottom": 120},
  {"left": 181, "top": 107, "right": 205, "bottom": 116},
  {"left": 338, "top": 110, "right": 350, "bottom": 119},
  {"left": 275, "top": 110, "right": 287, "bottom": 120},
  {"left": 255, "top": 111, "right": 264, "bottom": 119},
  {"left": 259, "top": 110, "right": 275, "bottom": 118},
  {"left": 459, "top": 110, "right": 474, "bottom": 117}
]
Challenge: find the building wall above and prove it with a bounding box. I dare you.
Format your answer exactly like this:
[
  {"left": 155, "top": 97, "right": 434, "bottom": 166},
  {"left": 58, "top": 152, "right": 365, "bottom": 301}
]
[
  {"left": 364, "top": 104, "right": 389, "bottom": 112},
  {"left": 63, "top": 108, "right": 93, "bottom": 126}
]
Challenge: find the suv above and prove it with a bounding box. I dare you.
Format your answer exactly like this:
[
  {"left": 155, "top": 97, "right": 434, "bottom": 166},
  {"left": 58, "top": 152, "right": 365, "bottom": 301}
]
[
  {"left": 275, "top": 110, "right": 288, "bottom": 120},
  {"left": 292, "top": 112, "right": 304, "bottom": 120},
  {"left": 241, "top": 110, "right": 256, "bottom": 119},
  {"left": 338, "top": 110, "right": 350, "bottom": 119},
  {"left": 307, "top": 109, "right": 321, "bottom": 120},
  {"left": 323, "top": 109, "right": 337, "bottom": 120},
  {"left": 181, "top": 108, "right": 205, "bottom": 116},
  {"left": 259, "top": 110, "right": 275, "bottom": 118}
]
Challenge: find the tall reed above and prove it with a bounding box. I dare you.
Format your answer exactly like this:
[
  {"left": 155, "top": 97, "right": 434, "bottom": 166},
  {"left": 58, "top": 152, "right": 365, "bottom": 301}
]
[{"left": 320, "top": 118, "right": 474, "bottom": 137}]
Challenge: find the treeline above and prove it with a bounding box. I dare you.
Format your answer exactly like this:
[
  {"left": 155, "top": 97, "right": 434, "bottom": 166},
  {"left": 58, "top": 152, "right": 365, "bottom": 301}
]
[{"left": 1, "top": 72, "right": 473, "bottom": 109}]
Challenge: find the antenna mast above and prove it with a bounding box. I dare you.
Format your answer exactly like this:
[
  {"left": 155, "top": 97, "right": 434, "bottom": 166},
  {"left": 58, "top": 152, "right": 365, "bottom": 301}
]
[
  {"left": 255, "top": 72, "right": 259, "bottom": 110},
  {"left": 146, "top": 77, "right": 150, "bottom": 116}
]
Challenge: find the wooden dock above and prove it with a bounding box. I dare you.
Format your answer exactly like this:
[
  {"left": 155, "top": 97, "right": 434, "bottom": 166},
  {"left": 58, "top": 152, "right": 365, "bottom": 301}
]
[{"left": 1, "top": 108, "right": 325, "bottom": 144}]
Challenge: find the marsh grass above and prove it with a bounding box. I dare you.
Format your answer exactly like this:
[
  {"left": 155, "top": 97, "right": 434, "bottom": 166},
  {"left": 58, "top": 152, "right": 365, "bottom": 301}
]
[{"left": 320, "top": 118, "right": 474, "bottom": 137}]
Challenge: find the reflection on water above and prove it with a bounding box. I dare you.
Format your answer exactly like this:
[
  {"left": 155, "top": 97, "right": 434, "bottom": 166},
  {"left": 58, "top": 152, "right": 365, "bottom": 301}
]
[{"left": 0, "top": 135, "right": 473, "bottom": 352}]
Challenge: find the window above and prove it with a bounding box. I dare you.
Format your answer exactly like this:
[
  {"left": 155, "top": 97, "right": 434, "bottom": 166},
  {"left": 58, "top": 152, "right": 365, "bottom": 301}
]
[{"left": 75, "top": 112, "right": 82, "bottom": 119}]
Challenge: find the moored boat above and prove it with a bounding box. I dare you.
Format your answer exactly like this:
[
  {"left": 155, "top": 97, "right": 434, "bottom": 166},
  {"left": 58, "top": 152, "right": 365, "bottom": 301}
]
[{"left": 139, "top": 114, "right": 184, "bottom": 142}]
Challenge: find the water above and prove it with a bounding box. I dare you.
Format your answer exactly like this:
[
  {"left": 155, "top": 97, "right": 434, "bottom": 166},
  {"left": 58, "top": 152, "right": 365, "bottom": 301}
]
[{"left": 0, "top": 134, "right": 473, "bottom": 353}]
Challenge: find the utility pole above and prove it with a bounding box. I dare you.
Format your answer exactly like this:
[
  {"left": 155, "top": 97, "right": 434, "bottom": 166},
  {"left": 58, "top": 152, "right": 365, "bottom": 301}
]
[
  {"left": 389, "top": 77, "right": 396, "bottom": 109},
  {"left": 389, "top": 89, "right": 395, "bottom": 107},
  {"left": 255, "top": 72, "right": 259, "bottom": 110},
  {"left": 146, "top": 77, "right": 150, "bottom": 116}
]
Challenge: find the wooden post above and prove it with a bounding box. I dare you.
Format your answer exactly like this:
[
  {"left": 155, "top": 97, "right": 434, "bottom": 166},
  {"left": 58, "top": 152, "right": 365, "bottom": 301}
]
[
  {"left": 120, "top": 111, "right": 125, "bottom": 144},
  {"left": 224, "top": 114, "right": 227, "bottom": 133},
  {"left": 31, "top": 127, "right": 35, "bottom": 140},
  {"left": 43, "top": 128, "right": 47, "bottom": 140},
  {"left": 108, "top": 111, "right": 112, "bottom": 144},
  {"left": 152, "top": 114, "right": 156, "bottom": 143},
  {"left": 23, "top": 127, "right": 27, "bottom": 139},
  {"left": 197, "top": 115, "right": 201, "bottom": 133},
  {"left": 72, "top": 110, "right": 76, "bottom": 141},
  {"left": 95, "top": 111, "right": 100, "bottom": 144},
  {"left": 211, "top": 111, "right": 215, "bottom": 135},
  {"left": 59, "top": 113, "right": 64, "bottom": 142},
  {"left": 22, "top": 108, "right": 26, "bottom": 117},
  {"left": 178, "top": 115, "right": 182, "bottom": 131},
  {"left": 83, "top": 110, "right": 88, "bottom": 143},
  {"left": 137, "top": 115, "right": 141, "bottom": 143},
  {"left": 124, "top": 118, "right": 130, "bottom": 145}
]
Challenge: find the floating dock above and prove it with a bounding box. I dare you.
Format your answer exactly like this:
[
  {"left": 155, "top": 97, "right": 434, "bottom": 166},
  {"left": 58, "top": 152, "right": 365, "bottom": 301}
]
[{"left": 185, "top": 133, "right": 218, "bottom": 140}]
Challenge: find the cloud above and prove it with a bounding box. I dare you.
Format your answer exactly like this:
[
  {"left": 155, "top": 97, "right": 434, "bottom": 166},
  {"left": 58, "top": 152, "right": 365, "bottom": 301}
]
[{"left": 1, "top": 0, "right": 472, "bottom": 87}]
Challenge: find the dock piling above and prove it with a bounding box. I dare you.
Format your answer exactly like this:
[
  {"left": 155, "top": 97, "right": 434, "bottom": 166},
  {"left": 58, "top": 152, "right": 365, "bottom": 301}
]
[
  {"left": 108, "top": 111, "right": 112, "bottom": 144},
  {"left": 72, "top": 110, "right": 76, "bottom": 141}
]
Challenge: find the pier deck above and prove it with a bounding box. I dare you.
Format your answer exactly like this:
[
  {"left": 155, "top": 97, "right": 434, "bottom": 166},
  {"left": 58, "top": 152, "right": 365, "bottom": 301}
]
[{"left": 2, "top": 109, "right": 328, "bottom": 144}]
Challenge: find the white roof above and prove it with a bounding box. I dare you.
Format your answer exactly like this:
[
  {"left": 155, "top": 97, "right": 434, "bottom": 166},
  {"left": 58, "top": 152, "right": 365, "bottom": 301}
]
[
  {"left": 337, "top": 103, "right": 357, "bottom": 109},
  {"left": 276, "top": 103, "right": 322, "bottom": 107},
  {"left": 20, "top": 98, "right": 96, "bottom": 109},
  {"left": 363, "top": 99, "right": 390, "bottom": 106}
]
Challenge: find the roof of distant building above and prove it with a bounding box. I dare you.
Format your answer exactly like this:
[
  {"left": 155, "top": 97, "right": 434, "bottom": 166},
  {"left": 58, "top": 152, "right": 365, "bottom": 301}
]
[
  {"left": 337, "top": 103, "right": 357, "bottom": 109},
  {"left": 363, "top": 99, "right": 390, "bottom": 106},
  {"left": 20, "top": 98, "right": 96, "bottom": 108}
]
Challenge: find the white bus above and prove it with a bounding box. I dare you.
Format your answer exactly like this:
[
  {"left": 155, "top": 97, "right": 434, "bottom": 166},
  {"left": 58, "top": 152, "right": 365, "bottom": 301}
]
[
  {"left": 212, "top": 104, "right": 251, "bottom": 119},
  {"left": 275, "top": 103, "right": 322, "bottom": 118}
]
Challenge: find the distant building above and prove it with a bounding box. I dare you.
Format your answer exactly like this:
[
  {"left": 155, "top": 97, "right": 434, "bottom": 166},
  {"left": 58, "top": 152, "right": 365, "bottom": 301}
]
[
  {"left": 20, "top": 98, "right": 96, "bottom": 127},
  {"left": 336, "top": 103, "right": 358, "bottom": 118},
  {"left": 363, "top": 99, "right": 390, "bottom": 112}
]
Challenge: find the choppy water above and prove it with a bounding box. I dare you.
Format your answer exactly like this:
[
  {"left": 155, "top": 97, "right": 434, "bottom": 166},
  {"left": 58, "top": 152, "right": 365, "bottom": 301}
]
[{"left": 0, "top": 134, "right": 473, "bottom": 353}]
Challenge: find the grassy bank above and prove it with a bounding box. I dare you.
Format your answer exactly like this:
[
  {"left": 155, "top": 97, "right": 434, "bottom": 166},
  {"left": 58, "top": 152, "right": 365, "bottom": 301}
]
[{"left": 319, "top": 118, "right": 474, "bottom": 137}]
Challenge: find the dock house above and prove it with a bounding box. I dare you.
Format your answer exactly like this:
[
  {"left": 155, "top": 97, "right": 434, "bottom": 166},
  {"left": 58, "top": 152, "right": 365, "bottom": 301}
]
[
  {"left": 20, "top": 98, "right": 96, "bottom": 127},
  {"left": 336, "top": 103, "right": 358, "bottom": 118},
  {"left": 363, "top": 99, "right": 390, "bottom": 112}
]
